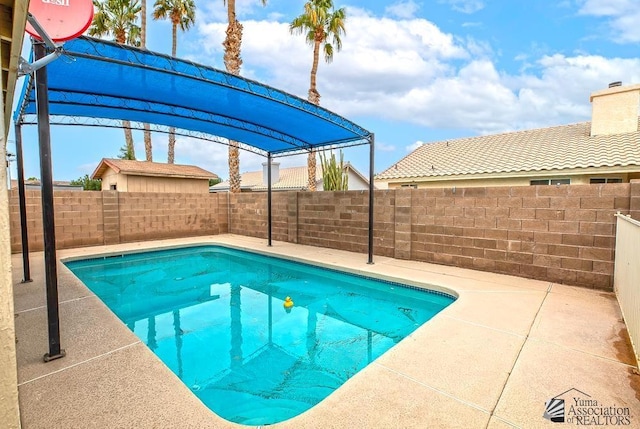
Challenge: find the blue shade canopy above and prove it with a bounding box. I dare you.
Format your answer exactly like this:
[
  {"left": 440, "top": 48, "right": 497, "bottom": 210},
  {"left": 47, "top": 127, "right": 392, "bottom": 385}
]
[{"left": 14, "top": 37, "right": 371, "bottom": 156}]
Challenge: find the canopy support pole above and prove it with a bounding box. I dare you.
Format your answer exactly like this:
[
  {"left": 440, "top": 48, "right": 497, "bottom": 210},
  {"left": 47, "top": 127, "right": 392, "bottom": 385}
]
[
  {"left": 34, "top": 41, "right": 65, "bottom": 362},
  {"left": 368, "top": 134, "right": 375, "bottom": 264},
  {"left": 14, "top": 123, "right": 32, "bottom": 283},
  {"left": 267, "top": 152, "right": 272, "bottom": 247}
]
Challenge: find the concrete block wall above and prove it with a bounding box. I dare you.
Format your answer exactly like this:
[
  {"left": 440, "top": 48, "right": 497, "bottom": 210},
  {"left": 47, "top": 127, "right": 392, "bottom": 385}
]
[
  {"left": 227, "top": 184, "right": 634, "bottom": 290},
  {"left": 297, "top": 191, "right": 374, "bottom": 254},
  {"left": 229, "top": 190, "right": 394, "bottom": 256},
  {"left": 228, "top": 192, "right": 298, "bottom": 243},
  {"left": 630, "top": 179, "right": 640, "bottom": 220},
  {"left": 9, "top": 190, "right": 104, "bottom": 252},
  {"left": 407, "top": 184, "right": 629, "bottom": 289},
  {"left": 9, "top": 191, "right": 227, "bottom": 252},
  {"left": 228, "top": 193, "right": 268, "bottom": 239},
  {"left": 9, "top": 183, "right": 638, "bottom": 290},
  {"left": 118, "top": 192, "right": 225, "bottom": 242}
]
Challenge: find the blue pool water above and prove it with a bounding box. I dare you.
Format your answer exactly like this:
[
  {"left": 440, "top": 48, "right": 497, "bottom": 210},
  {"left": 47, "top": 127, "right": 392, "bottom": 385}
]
[{"left": 65, "top": 246, "right": 454, "bottom": 425}]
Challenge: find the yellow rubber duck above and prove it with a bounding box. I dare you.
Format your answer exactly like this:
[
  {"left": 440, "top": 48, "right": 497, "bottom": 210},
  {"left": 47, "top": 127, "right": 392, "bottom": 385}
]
[{"left": 283, "top": 296, "right": 294, "bottom": 309}]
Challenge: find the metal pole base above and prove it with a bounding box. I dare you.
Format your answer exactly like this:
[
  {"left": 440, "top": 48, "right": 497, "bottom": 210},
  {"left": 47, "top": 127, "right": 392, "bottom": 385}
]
[
  {"left": 367, "top": 261, "right": 374, "bottom": 265},
  {"left": 43, "top": 349, "right": 66, "bottom": 362},
  {"left": 21, "top": 279, "right": 33, "bottom": 284}
]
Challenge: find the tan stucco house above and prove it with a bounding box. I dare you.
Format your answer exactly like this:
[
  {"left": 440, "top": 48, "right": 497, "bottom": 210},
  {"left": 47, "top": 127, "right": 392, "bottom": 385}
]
[
  {"left": 210, "top": 161, "right": 371, "bottom": 192},
  {"left": 376, "top": 82, "right": 640, "bottom": 189},
  {"left": 92, "top": 158, "right": 218, "bottom": 193},
  {"left": 1, "top": 2, "right": 28, "bottom": 427}
]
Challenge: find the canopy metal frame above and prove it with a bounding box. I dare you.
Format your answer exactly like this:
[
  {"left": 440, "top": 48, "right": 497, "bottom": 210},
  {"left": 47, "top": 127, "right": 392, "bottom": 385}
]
[{"left": 13, "top": 36, "right": 375, "bottom": 362}]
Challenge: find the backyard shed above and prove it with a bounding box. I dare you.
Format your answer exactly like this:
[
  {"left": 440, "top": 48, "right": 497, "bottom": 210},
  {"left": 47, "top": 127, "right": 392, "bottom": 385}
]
[{"left": 91, "top": 158, "right": 218, "bottom": 193}]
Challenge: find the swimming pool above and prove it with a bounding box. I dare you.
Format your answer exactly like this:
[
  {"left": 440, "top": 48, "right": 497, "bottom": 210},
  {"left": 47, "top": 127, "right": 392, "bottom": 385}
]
[{"left": 65, "top": 245, "right": 455, "bottom": 425}]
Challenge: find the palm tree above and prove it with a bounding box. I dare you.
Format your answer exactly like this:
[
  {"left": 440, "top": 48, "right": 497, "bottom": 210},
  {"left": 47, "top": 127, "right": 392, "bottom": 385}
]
[
  {"left": 90, "top": 0, "right": 142, "bottom": 160},
  {"left": 290, "top": 0, "right": 346, "bottom": 191},
  {"left": 223, "top": 0, "right": 267, "bottom": 193},
  {"left": 152, "top": 0, "right": 196, "bottom": 164},
  {"left": 140, "top": 0, "right": 153, "bottom": 161}
]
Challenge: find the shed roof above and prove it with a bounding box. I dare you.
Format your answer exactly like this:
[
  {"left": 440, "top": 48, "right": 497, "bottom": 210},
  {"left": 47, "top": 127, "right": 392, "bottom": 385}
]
[
  {"left": 376, "top": 119, "right": 640, "bottom": 180},
  {"left": 91, "top": 158, "right": 217, "bottom": 180}
]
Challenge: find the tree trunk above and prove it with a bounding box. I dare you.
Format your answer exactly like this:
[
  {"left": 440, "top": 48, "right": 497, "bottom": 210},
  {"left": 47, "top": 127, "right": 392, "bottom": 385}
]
[
  {"left": 224, "top": 2, "right": 243, "bottom": 192},
  {"left": 228, "top": 143, "right": 241, "bottom": 192},
  {"left": 141, "top": 0, "right": 152, "bottom": 160},
  {"left": 223, "top": 20, "right": 243, "bottom": 76},
  {"left": 306, "top": 38, "right": 322, "bottom": 191},
  {"left": 168, "top": 127, "right": 176, "bottom": 164},
  {"left": 144, "top": 123, "right": 152, "bottom": 161},
  {"left": 123, "top": 120, "right": 136, "bottom": 159},
  {"left": 141, "top": 0, "right": 146, "bottom": 47},
  {"left": 167, "top": 23, "right": 178, "bottom": 163},
  {"left": 307, "top": 151, "right": 317, "bottom": 191},
  {"left": 308, "top": 39, "right": 322, "bottom": 105},
  {"left": 172, "top": 22, "right": 177, "bottom": 57}
]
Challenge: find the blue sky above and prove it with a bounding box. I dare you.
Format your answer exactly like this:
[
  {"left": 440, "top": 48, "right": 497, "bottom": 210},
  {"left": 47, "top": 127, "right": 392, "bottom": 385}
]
[{"left": 7, "top": 0, "right": 640, "bottom": 183}]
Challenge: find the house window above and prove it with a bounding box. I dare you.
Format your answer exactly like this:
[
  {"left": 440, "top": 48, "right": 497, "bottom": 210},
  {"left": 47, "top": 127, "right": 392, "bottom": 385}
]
[
  {"left": 590, "top": 178, "right": 622, "bottom": 184},
  {"left": 530, "top": 178, "right": 571, "bottom": 186},
  {"left": 401, "top": 184, "right": 418, "bottom": 189},
  {"left": 110, "top": 184, "right": 117, "bottom": 190}
]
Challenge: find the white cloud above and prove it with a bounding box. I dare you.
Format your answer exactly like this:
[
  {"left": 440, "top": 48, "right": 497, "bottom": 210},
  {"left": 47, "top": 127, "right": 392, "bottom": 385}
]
[
  {"left": 385, "top": 1, "right": 421, "bottom": 19},
  {"left": 578, "top": 0, "right": 640, "bottom": 43},
  {"left": 197, "top": 14, "right": 469, "bottom": 102},
  {"left": 440, "top": 0, "right": 485, "bottom": 14},
  {"left": 578, "top": 0, "right": 632, "bottom": 16},
  {"left": 192, "top": 9, "right": 640, "bottom": 144},
  {"left": 406, "top": 140, "right": 423, "bottom": 152}
]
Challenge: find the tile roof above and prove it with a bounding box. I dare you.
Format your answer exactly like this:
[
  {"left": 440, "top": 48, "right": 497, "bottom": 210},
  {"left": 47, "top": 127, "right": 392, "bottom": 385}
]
[
  {"left": 212, "top": 163, "right": 371, "bottom": 191},
  {"left": 92, "top": 158, "right": 218, "bottom": 180},
  {"left": 376, "top": 120, "right": 640, "bottom": 180},
  {"left": 212, "top": 165, "right": 323, "bottom": 191},
  {"left": 10, "top": 180, "right": 83, "bottom": 189}
]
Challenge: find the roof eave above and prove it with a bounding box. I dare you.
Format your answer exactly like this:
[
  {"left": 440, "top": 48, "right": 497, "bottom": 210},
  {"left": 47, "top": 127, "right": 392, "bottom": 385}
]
[
  {"left": 380, "top": 164, "right": 640, "bottom": 183},
  {"left": 121, "top": 172, "right": 213, "bottom": 180}
]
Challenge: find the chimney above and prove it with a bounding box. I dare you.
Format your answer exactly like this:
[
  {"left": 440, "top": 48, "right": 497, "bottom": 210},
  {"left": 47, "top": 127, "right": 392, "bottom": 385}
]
[
  {"left": 590, "top": 82, "right": 640, "bottom": 136},
  {"left": 262, "top": 161, "right": 280, "bottom": 185}
]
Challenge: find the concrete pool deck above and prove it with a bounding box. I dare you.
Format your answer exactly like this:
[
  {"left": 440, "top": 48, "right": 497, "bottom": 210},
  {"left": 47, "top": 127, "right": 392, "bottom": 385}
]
[{"left": 12, "top": 234, "right": 640, "bottom": 428}]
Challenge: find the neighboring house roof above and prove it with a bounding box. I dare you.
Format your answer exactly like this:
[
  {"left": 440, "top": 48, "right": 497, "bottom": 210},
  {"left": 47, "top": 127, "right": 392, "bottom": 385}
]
[
  {"left": 91, "top": 159, "right": 218, "bottom": 180},
  {"left": 10, "top": 179, "right": 83, "bottom": 190},
  {"left": 211, "top": 163, "right": 369, "bottom": 191},
  {"left": 212, "top": 166, "right": 321, "bottom": 192},
  {"left": 344, "top": 163, "right": 372, "bottom": 187},
  {"left": 376, "top": 119, "right": 640, "bottom": 181}
]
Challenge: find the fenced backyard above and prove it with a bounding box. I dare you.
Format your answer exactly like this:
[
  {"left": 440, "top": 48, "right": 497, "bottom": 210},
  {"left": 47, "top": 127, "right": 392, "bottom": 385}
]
[
  {"left": 9, "top": 185, "right": 640, "bottom": 428},
  {"left": 9, "top": 181, "right": 640, "bottom": 290}
]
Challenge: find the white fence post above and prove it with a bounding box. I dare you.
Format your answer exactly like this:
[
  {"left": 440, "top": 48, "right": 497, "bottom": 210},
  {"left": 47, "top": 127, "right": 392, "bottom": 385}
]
[{"left": 614, "top": 213, "right": 640, "bottom": 369}]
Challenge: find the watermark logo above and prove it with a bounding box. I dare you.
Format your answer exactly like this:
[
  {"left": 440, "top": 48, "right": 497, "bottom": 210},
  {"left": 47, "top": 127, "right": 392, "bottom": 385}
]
[
  {"left": 544, "top": 397, "right": 566, "bottom": 423},
  {"left": 543, "top": 388, "right": 632, "bottom": 426}
]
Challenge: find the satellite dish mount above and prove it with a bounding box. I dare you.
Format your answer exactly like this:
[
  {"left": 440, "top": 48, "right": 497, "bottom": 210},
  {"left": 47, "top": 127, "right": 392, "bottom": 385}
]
[
  {"left": 18, "top": 13, "right": 63, "bottom": 76},
  {"left": 18, "top": 0, "right": 95, "bottom": 76}
]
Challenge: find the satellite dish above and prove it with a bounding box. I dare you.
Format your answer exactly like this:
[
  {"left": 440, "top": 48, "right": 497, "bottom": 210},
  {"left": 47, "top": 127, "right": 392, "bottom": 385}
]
[{"left": 25, "top": 0, "right": 94, "bottom": 43}]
